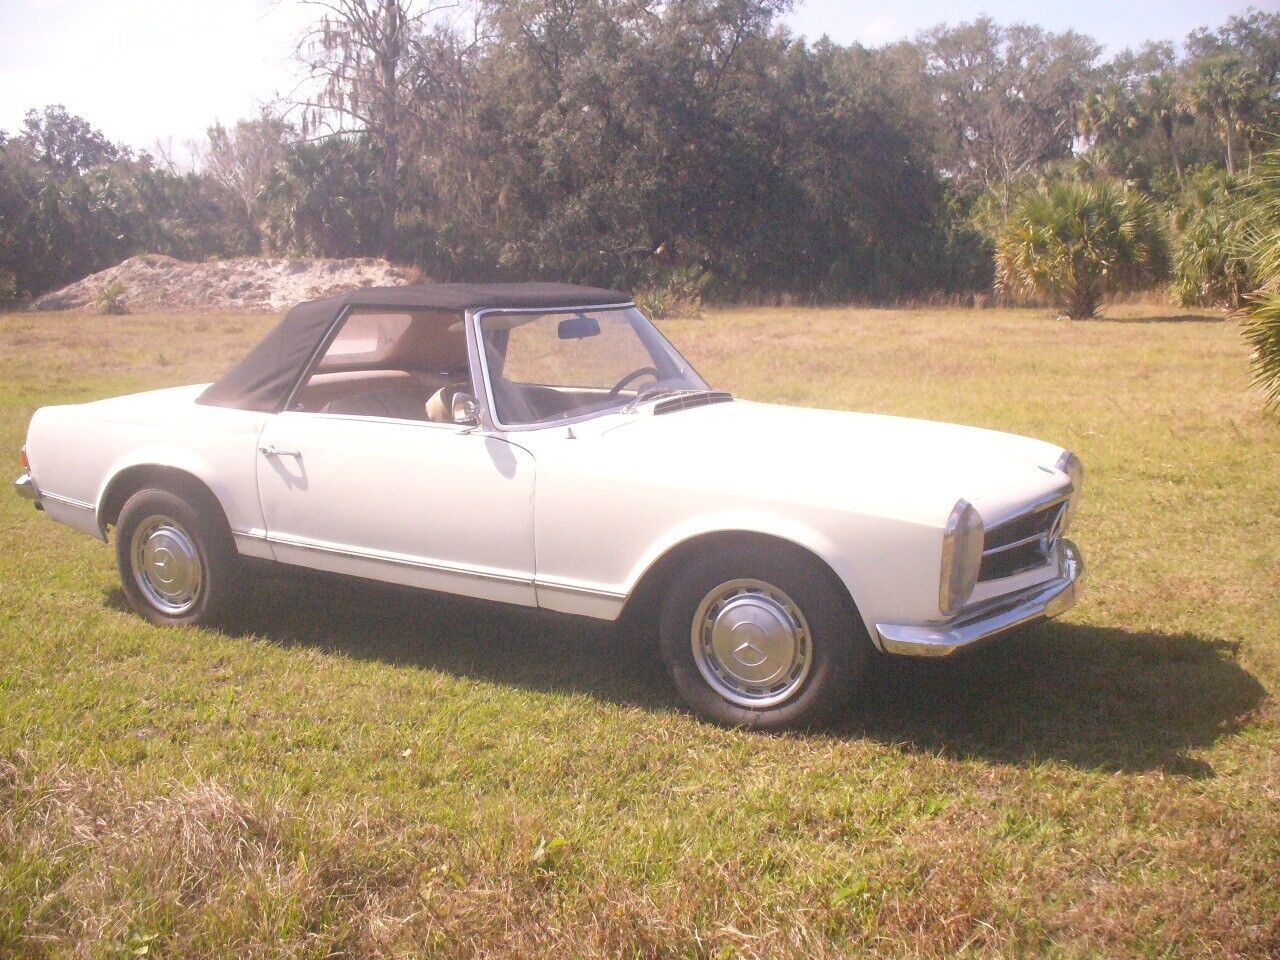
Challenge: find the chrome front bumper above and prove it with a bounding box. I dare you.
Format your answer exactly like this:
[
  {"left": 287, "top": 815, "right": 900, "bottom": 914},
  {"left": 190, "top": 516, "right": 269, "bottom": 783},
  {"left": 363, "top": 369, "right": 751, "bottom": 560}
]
[
  {"left": 876, "top": 540, "right": 1084, "bottom": 657},
  {"left": 15, "top": 473, "right": 41, "bottom": 505}
]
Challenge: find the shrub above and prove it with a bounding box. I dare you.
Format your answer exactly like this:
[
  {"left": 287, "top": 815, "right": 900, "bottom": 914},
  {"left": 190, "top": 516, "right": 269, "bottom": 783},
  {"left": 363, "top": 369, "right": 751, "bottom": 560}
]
[
  {"left": 1172, "top": 210, "right": 1253, "bottom": 307},
  {"left": 634, "top": 267, "right": 709, "bottom": 321},
  {"left": 96, "top": 281, "right": 128, "bottom": 315},
  {"left": 1169, "top": 169, "right": 1251, "bottom": 308},
  {"left": 0, "top": 269, "right": 16, "bottom": 307},
  {"left": 995, "top": 179, "right": 1169, "bottom": 319}
]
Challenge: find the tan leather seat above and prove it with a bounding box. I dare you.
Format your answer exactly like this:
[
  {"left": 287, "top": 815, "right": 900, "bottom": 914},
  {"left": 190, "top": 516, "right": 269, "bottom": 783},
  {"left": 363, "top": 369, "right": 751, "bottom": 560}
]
[{"left": 321, "top": 386, "right": 431, "bottom": 420}]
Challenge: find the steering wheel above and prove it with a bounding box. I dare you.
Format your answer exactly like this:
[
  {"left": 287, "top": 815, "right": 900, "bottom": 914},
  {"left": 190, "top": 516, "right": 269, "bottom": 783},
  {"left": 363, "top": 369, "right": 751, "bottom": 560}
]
[{"left": 607, "top": 366, "right": 660, "bottom": 399}]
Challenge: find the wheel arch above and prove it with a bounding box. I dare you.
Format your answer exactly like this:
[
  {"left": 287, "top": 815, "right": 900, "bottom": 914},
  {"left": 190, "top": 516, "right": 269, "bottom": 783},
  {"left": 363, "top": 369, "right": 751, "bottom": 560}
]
[
  {"left": 618, "top": 529, "right": 866, "bottom": 640},
  {"left": 97, "top": 463, "right": 230, "bottom": 539}
]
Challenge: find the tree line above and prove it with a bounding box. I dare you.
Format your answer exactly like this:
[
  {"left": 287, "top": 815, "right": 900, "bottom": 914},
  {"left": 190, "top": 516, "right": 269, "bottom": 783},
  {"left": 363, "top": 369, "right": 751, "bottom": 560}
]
[{"left": 0, "top": 1, "right": 1277, "bottom": 314}]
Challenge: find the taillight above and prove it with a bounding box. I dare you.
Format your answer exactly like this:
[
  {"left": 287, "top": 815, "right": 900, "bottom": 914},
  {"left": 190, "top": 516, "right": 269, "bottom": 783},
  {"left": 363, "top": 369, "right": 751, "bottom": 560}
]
[{"left": 20, "top": 446, "right": 30, "bottom": 471}]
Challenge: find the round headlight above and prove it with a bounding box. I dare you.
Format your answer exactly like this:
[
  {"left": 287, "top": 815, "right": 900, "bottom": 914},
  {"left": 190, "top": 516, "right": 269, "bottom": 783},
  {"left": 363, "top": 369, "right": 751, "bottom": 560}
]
[
  {"left": 939, "top": 499, "right": 984, "bottom": 617},
  {"left": 1055, "top": 450, "right": 1084, "bottom": 531}
]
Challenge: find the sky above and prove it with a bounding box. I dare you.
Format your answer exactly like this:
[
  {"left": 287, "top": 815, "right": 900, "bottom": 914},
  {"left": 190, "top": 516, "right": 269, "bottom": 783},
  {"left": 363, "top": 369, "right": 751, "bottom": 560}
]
[
  {"left": 0, "top": 0, "right": 1276, "bottom": 158},
  {"left": 785, "top": 0, "right": 1277, "bottom": 51}
]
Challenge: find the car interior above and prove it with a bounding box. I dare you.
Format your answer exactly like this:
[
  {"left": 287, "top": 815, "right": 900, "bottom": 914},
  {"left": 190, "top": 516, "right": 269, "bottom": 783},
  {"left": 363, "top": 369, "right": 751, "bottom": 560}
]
[
  {"left": 478, "top": 309, "right": 674, "bottom": 426},
  {"left": 289, "top": 308, "right": 473, "bottom": 424},
  {"left": 287, "top": 305, "right": 686, "bottom": 428}
]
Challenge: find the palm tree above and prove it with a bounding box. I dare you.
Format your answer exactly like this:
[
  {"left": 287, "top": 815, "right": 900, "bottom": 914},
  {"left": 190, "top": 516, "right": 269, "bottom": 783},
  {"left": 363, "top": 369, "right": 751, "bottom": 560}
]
[
  {"left": 259, "top": 138, "right": 379, "bottom": 256},
  {"left": 1078, "top": 84, "right": 1147, "bottom": 147},
  {"left": 995, "top": 179, "right": 1168, "bottom": 319},
  {"left": 1142, "top": 73, "right": 1186, "bottom": 181},
  {"left": 1076, "top": 85, "right": 1147, "bottom": 179},
  {"left": 1183, "top": 55, "right": 1259, "bottom": 175}
]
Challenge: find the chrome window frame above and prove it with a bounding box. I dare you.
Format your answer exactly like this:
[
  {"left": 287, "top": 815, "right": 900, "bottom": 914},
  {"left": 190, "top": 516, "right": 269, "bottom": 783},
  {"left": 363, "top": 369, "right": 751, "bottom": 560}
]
[
  {"left": 469, "top": 301, "right": 705, "bottom": 433},
  {"left": 275, "top": 300, "right": 691, "bottom": 434}
]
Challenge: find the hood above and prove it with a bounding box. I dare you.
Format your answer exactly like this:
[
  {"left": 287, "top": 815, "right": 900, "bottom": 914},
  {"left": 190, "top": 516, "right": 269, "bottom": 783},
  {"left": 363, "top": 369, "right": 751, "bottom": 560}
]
[{"left": 566, "top": 400, "right": 1068, "bottom": 525}]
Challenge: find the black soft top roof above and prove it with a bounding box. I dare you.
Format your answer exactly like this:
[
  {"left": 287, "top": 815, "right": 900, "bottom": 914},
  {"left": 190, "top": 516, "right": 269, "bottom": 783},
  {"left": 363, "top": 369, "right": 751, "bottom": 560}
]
[{"left": 198, "top": 282, "right": 630, "bottom": 412}]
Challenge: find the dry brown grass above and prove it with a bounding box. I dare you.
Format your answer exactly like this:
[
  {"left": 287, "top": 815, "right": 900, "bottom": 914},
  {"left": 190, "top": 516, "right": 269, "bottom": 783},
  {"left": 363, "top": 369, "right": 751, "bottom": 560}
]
[
  {"left": 7, "top": 742, "right": 1275, "bottom": 958},
  {"left": 1, "top": 751, "right": 831, "bottom": 959}
]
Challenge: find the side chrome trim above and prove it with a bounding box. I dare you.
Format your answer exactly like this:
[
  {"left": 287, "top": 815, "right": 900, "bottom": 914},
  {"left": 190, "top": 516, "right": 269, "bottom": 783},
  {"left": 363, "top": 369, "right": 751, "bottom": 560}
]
[
  {"left": 534, "top": 577, "right": 627, "bottom": 600},
  {"left": 266, "top": 532, "right": 534, "bottom": 586},
  {"left": 15, "top": 473, "right": 40, "bottom": 503},
  {"left": 877, "top": 540, "right": 1084, "bottom": 657},
  {"left": 231, "top": 529, "right": 274, "bottom": 560},
  {"left": 32, "top": 486, "right": 103, "bottom": 540},
  {"left": 253, "top": 531, "right": 630, "bottom": 603},
  {"left": 38, "top": 489, "right": 95, "bottom": 511}
]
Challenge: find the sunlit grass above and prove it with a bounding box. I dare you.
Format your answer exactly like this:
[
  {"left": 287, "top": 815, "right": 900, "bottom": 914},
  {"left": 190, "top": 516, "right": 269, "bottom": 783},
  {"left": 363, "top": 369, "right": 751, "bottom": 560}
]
[{"left": 1, "top": 304, "right": 1277, "bottom": 958}]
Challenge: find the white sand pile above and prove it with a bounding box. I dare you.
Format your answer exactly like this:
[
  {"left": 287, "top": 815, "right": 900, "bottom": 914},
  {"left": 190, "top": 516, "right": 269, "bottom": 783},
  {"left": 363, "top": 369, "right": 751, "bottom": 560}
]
[{"left": 31, "top": 254, "right": 417, "bottom": 312}]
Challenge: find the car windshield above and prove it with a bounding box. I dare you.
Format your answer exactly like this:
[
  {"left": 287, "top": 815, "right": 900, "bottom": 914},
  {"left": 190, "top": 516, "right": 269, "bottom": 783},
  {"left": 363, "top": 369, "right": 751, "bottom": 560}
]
[{"left": 478, "top": 306, "right": 710, "bottom": 427}]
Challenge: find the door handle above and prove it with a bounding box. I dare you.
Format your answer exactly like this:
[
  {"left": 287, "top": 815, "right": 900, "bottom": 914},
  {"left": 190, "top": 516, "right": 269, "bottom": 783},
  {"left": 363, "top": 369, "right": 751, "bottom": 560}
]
[{"left": 259, "top": 444, "right": 302, "bottom": 458}]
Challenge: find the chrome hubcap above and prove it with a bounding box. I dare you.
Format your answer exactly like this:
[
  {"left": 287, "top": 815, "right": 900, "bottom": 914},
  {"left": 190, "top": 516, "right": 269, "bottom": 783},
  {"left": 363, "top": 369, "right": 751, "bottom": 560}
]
[
  {"left": 130, "top": 516, "right": 203, "bottom": 615},
  {"left": 691, "top": 578, "right": 812, "bottom": 708}
]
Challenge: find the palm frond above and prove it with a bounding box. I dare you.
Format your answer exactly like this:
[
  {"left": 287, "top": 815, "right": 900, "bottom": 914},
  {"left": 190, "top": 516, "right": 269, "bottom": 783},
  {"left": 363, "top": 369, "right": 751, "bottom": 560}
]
[
  {"left": 1241, "top": 288, "right": 1280, "bottom": 410},
  {"left": 1236, "top": 144, "right": 1280, "bottom": 410}
]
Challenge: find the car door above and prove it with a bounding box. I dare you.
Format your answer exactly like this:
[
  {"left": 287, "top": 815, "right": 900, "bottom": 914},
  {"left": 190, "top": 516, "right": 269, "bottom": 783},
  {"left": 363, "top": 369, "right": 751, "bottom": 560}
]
[{"left": 255, "top": 411, "right": 537, "bottom": 606}]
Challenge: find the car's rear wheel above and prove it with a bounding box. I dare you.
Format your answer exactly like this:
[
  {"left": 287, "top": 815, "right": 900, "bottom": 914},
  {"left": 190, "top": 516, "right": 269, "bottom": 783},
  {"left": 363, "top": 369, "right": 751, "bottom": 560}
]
[
  {"left": 115, "top": 488, "right": 242, "bottom": 627},
  {"left": 658, "top": 545, "right": 868, "bottom": 729}
]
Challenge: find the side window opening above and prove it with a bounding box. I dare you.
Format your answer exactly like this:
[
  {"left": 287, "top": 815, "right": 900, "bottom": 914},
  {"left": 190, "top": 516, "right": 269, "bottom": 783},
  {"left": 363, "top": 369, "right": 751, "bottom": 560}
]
[
  {"left": 290, "top": 310, "right": 473, "bottom": 423},
  {"left": 318, "top": 312, "right": 414, "bottom": 368}
]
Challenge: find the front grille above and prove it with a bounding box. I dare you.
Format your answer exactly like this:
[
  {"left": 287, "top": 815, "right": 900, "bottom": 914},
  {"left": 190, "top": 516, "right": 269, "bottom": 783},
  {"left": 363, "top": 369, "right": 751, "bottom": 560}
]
[{"left": 978, "top": 498, "right": 1066, "bottom": 582}]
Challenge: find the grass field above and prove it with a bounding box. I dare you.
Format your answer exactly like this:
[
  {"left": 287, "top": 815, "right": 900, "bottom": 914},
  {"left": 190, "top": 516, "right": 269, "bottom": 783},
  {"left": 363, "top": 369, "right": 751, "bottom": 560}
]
[{"left": 1, "top": 303, "right": 1277, "bottom": 958}]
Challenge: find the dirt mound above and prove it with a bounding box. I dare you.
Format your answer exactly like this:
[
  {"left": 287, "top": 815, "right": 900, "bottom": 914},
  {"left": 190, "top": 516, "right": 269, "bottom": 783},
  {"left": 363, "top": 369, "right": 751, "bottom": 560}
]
[{"left": 31, "top": 254, "right": 417, "bottom": 313}]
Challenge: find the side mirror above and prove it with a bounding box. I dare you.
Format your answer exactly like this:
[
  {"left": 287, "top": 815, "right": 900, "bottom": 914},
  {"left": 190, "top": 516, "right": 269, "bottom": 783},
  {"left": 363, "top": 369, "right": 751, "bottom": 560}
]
[{"left": 451, "top": 391, "right": 480, "bottom": 426}]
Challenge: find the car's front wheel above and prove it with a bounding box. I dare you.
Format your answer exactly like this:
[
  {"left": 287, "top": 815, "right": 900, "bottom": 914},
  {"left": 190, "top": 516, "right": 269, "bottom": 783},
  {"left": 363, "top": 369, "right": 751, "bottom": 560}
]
[
  {"left": 658, "top": 545, "right": 868, "bottom": 729},
  {"left": 115, "top": 488, "right": 242, "bottom": 627}
]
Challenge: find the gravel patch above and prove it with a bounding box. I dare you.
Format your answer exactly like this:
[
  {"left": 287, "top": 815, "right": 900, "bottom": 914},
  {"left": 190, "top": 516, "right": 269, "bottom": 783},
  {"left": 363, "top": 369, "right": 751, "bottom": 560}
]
[{"left": 31, "top": 254, "right": 416, "bottom": 312}]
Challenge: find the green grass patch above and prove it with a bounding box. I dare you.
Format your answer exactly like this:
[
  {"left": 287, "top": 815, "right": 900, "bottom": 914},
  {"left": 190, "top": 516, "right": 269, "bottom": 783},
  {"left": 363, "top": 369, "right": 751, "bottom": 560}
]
[{"left": 0, "top": 304, "right": 1277, "bottom": 958}]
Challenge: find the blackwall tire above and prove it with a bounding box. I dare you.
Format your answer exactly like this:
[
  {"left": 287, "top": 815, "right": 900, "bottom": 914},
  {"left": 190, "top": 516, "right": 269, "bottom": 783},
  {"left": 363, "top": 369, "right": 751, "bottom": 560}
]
[
  {"left": 114, "top": 488, "right": 242, "bottom": 628},
  {"left": 658, "top": 544, "right": 868, "bottom": 730}
]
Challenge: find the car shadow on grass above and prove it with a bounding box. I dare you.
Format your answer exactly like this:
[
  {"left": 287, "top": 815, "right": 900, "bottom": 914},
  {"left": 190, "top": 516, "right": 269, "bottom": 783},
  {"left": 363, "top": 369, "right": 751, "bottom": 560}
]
[
  {"left": 123, "top": 569, "right": 1266, "bottom": 778},
  {"left": 839, "top": 621, "right": 1266, "bottom": 777}
]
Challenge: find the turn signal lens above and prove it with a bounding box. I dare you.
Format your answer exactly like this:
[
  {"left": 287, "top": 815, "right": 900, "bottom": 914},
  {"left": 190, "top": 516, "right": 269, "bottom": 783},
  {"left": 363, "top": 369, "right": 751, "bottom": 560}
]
[
  {"left": 939, "top": 499, "right": 984, "bottom": 617},
  {"left": 20, "top": 446, "right": 29, "bottom": 471}
]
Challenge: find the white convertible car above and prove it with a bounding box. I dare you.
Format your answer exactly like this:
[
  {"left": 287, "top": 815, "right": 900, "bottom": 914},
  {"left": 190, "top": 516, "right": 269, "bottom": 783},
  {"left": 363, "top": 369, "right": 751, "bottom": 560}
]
[{"left": 17, "top": 283, "right": 1083, "bottom": 728}]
